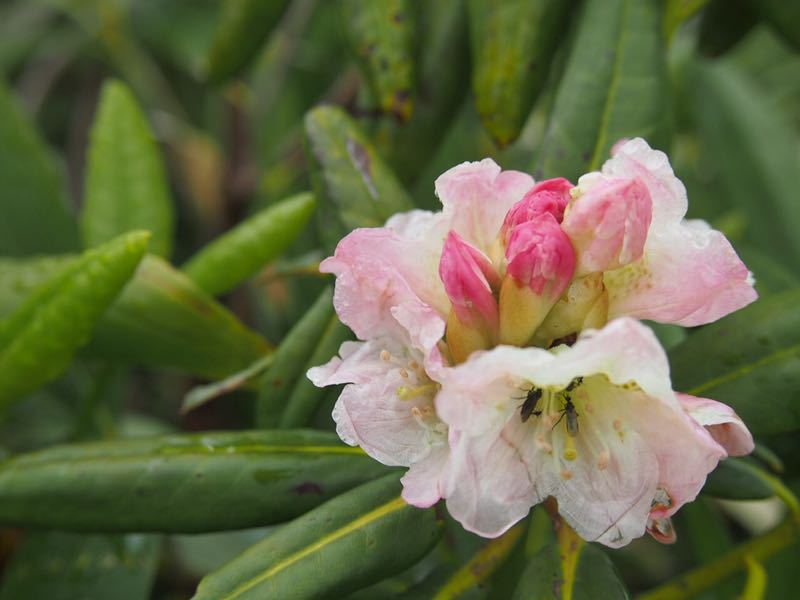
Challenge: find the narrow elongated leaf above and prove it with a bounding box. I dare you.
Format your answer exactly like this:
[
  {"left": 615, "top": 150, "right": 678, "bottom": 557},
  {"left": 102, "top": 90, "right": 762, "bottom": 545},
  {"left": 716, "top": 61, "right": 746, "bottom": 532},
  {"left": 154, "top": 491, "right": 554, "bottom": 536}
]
[
  {"left": 87, "top": 255, "right": 270, "bottom": 378},
  {"left": 205, "top": 0, "right": 290, "bottom": 84},
  {"left": 81, "top": 80, "right": 174, "bottom": 257},
  {"left": 534, "top": 0, "right": 670, "bottom": 180},
  {"left": 304, "top": 105, "right": 414, "bottom": 252},
  {"left": 279, "top": 316, "right": 353, "bottom": 428},
  {"left": 0, "top": 254, "right": 270, "bottom": 379},
  {"left": 0, "top": 430, "right": 387, "bottom": 533},
  {"left": 257, "top": 287, "right": 334, "bottom": 428},
  {"left": 0, "top": 231, "right": 149, "bottom": 409},
  {"left": 469, "top": 0, "right": 571, "bottom": 147},
  {"left": 669, "top": 291, "right": 800, "bottom": 435},
  {"left": 0, "top": 532, "right": 160, "bottom": 600},
  {"left": 182, "top": 192, "right": 315, "bottom": 296},
  {"left": 512, "top": 523, "right": 629, "bottom": 599},
  {"left": 0, "top": 78, "right": 79, "bottom": 256},
  {"left": 343, "top": 0, "right": 415, "bottom": 121},
  {"left": 688, "top": 60, "right": 800, "bottom": 267},
  {"left": 193, "top": 474, "right": 441, "bottom": 600}
]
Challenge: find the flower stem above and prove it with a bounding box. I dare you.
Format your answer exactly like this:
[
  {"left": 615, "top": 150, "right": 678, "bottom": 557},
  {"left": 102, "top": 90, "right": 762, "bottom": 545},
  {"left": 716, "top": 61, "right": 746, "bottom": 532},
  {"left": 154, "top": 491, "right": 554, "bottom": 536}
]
[{"left": 636, "top": 518, "right": 800, "bottom": 600}]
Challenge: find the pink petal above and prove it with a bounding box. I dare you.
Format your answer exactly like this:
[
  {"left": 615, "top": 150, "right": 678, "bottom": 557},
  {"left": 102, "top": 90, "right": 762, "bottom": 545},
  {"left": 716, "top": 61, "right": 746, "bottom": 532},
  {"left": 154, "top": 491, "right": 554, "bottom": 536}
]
[
  {"left": 442, "top": 425, "right": 541, "bottom": 537},
  {"left": 501, "top": 177, "right": 573, "bottom": 241},
  {"left": 605, "top": 220, "right": 758, "bottom": 326},
  {"left": 435, "top": 159, "right": 534, "bottom": 253},
  {"left": 677, "top": 393, "right": 754, "bottom": 457},
  {"left": 505, "top": 213, "right": 576, "bottom": 297},
  {"left": 321, "top": 214, "right": 449, "bottom": 345},
  {"left": 439, "top": 230, "right": 500, "bottom": 329},
  {"left": 401, "top": 445, "right": 449, "bottom": 508},
  {"left": 602, "top": 138, "right": 688, "bottom": 227},
  {"left": 563, "top": 174, "right": 652, "bottom": 275}
]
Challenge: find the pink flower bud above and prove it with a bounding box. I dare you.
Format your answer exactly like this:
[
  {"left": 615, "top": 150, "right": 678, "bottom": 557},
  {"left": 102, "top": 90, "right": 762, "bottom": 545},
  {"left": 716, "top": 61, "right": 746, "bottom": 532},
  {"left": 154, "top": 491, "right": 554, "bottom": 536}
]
[
  {"left": 505, "top": 213, "right": 576, "bottom": 299},
  {"left": 439, "top": 231, "right": 500, "bottom": 330},
  {"left": 501, "top": 178, "right": 573, "bottom": 243},
  {"left": 562, "top": 175, "right": 652, "bottom": 276}
]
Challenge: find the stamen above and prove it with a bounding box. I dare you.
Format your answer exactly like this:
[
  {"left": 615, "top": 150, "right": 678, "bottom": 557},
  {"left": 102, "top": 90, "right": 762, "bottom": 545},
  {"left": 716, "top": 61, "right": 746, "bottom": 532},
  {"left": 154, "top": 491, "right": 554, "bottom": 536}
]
[
  {"left": 380, "top": 350, "right": 391, "bottom": 361},
  {"left": 563, "top": 435, "right": 578, "bottom": 461},
  {"left": 399, "top": 368, "right": 409, "bottom": 379},
  {"left": 397, "top": 383, "right": 438, "bottom": 401}
]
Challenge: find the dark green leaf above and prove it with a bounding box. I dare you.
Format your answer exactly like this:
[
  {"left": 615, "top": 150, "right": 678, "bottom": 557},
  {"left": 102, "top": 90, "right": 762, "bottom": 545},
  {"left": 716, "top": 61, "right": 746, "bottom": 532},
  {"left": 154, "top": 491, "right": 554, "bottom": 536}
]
[
  {"left": 182, "top": 192, "right": 315, "bottom": 296},
  {"left": 0, "top": 231, "right": 149, "bottom": 410},
  {"left": 256, "top": 287, "right": 334, "bottom": 428},
  {"left": 0, "top": 532, "right": 160, "bottom": 600},
  {"left": 279, "top": 316, "right": 353, "bottom": 428},
  {"left": 205, "top": 0, "right": 290, "bottom": 84},
  {"left": 0, "top": 430, "right": 388, "bottom": 533},
  {"left": 669, "top": 290, "right": 800, "bottom": 435},
  {"left": 698, "top": 0, "right": 757, "bottom": 58},
  {"left": 534, "top": 0, "right": 670, "bottom": 181},
  {"left": 469, "top": 0, "right": 571, "bottom": 147},
  {"left": 688, "top": 59, "right": 800, "bottom": 267},
  {"left": 343, "top": 0, "right": 415, "bottom": 121},
  {"left": 193, "top": 474, "right": 441, "bottom": 600},
  {"left": 81, "top": 79, "right": 175, "bottom": 257},
  {"left": 752, "top": 0, "right": 800, "bottom": 52},
  {"left": 703, "top": 458, "right": 774, "bottom": 500},
  {"left": 0, "top": 78, "right": 79, "bottom": 256},
  {"left": 737, "top": 246, "right": 800, "bottom": 297},
  {"left": 304, "top": 105, "right": 414, "bottom": 252},
  {"left": 0, "top": 254, "right": 270, "bottom": 379}
]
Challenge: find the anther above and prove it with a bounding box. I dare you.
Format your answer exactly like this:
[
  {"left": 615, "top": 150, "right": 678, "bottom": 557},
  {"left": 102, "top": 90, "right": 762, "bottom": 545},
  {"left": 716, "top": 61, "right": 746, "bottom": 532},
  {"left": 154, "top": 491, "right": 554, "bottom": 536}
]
[
  {"left": 380, "top": 350, "right": 391, "bottom": 361},
  {"left": 563, "top": 435, "right": 578, "bottom": 461}
]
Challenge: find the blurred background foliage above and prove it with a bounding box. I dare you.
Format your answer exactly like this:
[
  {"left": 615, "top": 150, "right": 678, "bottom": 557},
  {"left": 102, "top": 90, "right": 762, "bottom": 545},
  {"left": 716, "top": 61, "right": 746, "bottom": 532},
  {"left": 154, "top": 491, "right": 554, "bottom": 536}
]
[{"left": 0, "top": 0, "right": 799, "bottom": 598}]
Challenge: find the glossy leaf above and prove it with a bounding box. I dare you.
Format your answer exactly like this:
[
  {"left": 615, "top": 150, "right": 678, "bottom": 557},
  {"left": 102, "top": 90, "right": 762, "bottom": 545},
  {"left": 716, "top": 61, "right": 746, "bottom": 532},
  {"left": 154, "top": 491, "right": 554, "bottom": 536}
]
[
  {"left": 469, "top": 0, "right": 571, "bottom": 147},
  {"left": 0, "top": 430, "right": 388, "bottom": 533},
  {"left": 0, "top": 78, "right": 79, "bottom": 256},
  {"left": 256, "top": 287, "right": 334, "bottom": 428},
  {"left": 193, "top": 474, "right": 441, "bottom": 600},
  {"left": 512, "top": 523, "right": 629, "bottom": 599},
  {"left": 688, "top": 59, "right": 800, "bottom": 267},
  {"left": 0, "top": 231, "right": 149, "bottom": 410},
  {"left": 205, "top": 0, "right": 290, "bottom": 84},
  {"left": 0, "top": 254, "right": 270, "bottom": 379},
  {"left": 534, "top": 0, "right": 670, "bottom": 181},
  {"left": 0, "top": 532, "right": 160, "bottom": 600},
  {"left": 669, "top": 290, "right": 800, "bottom": 435},
  {"left": 703, "top": 458, "right": 774, "bottom": 500},
  {"left": 279, "top": 316, "right": 353, "bottom": 428},
  {"left": 182, "top": 192, "right": 315, "bottom": 296},
  {"left": 304, "top": 105, "right": 414, "bottom": 252},
  {"left": 343, "top": 0, "right": 415, "bottom": 121},
  {"left": 81, "top": 80, "right": 174, "bottom": 257}
]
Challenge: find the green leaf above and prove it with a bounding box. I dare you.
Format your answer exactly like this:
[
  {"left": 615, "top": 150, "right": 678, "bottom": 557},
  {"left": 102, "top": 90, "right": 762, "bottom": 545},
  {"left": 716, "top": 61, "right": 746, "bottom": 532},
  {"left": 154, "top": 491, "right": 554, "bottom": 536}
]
[
  {"left": 0, "top": 231, "right": 149, "bottom": 410},
  {"left": 534, "top": 0, "right": 670, "bottom": 181},
  {"left": 0, "top": 532, "right": 160, "bottom": 600},
  {"left": 688, "top": 60, "right": 800, "bottom": 267},
  {"left": 304, "top": 105, "right": 414, "bottom": 252},
  {"left": 256, "top": 287, "right": 334, "bottom": 428},
  {"left": 669, "top": 290, "right": 800, "bottom": 436},
  {"left": 0, "top": 254, "right": 270, "bottom": 379},
  {"left": 737, "top": 246, "right": 800, "bottom": 297},
  {"left": 0, "top": 78, "right": 79, "bottom": 256},
  {"left": 193, "top": 474, "right": 441, "bottom": 600},
  {"left": 181, "top": 354, "right": 275, "bottom": 415},
  {"left": 703, "top": 458, "right": 774, "bottom": 500},
  {"left": 279, "top": 316, "right": 353, "bottom": 428},
  {"left": 0, "top": 430, "right": 388, "bottom": 533},
  {"left": 182, "top": 192, "right": 315, "bottom": 296},
  {"left": 512, "top": 524, "right": 629, "bottom": 599},
  {"left": 752, "top": 0, "right": 800, "bottom": 52},
  {"left": 469, "top": 0, "right": 571, "bottom": 147},
  {"left": 81, "top": 79, "right": 175, "bottom": 257},
  {"left": 343, "top": 0, "right": 415, "bottom": 121},
  {"left": 204, "top": 0, "right": 290, "bottom": 84},
  {"left": 86, "top": 255, "right": 270, "bottom": 379}
]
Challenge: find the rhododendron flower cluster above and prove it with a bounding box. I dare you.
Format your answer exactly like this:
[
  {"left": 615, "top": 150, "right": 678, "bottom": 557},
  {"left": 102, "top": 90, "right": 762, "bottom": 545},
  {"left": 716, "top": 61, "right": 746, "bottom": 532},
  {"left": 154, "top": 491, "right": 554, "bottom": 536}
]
[{"left": 308, "top": 138, "right": 757, "bottom": 547}]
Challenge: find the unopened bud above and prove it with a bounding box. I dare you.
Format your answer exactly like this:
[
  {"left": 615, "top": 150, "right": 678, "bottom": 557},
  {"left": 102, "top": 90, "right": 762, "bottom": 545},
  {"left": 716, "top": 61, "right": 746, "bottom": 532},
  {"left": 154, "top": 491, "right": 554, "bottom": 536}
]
[
  {"left": 498, "top": 214, "right": 576, "bottom": 346},
  {"left": 501, "top": 178, "right": 573, "bottom": 244},
  {"left": 562, "top": 174, "right": 652, "bottom": 276}
]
